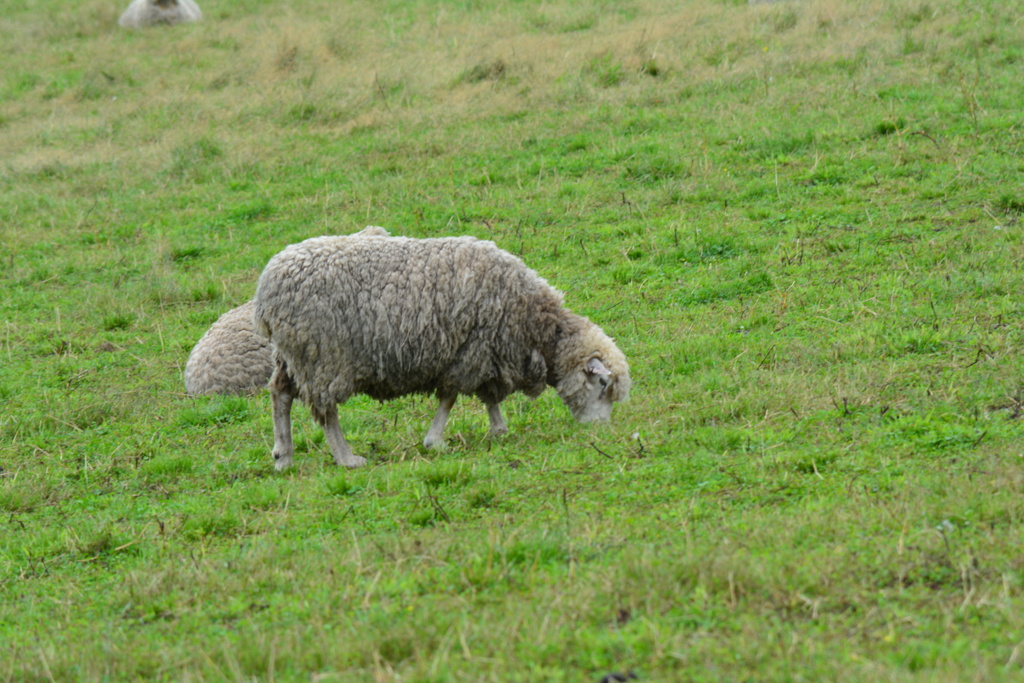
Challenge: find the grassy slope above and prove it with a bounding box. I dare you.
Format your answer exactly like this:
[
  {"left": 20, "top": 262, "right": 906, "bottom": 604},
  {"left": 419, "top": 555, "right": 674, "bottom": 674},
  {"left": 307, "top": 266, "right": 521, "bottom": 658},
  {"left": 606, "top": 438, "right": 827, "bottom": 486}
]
[{"left": 2, "top": 0, "right": 1024, "bottom": 680}]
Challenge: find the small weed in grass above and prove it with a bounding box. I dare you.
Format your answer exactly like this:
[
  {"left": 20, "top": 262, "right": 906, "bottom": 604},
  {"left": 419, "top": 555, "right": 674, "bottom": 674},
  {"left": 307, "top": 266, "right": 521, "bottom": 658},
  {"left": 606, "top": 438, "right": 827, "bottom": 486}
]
[
  {"left": 74, "top": 525, "right": 135, "bottom": 559},
  {"left": 325, "top": 472, "right": 358, "bottom": 497},
  {"left": 874, "top": 117, "right": 907, "bottom": 136},
  {"left": 639, "top": 59, "right": 661, "bottom": 77},
  {"left": 66, "top": 402, "right": 119, "bottom": 430},
  {"left": 409, "top": 509, "right": 436, "bottom": 528},
  {"left": 996, "top": 194, "right": 1024, "bottom": 215},
  {"left": 420, "top": 463, "right": 472, "bottom": 489},
  {"left": 43, "top": 70, "right": 82, "bottom": 100},
  {"left": 139, "top": 454, "right": 195, "bottom": 480},
  {"left": 294, "top": 431, "right": 325, "bottom": 454},
  {"left": 284, "top": 103, "right": 318, "bottom": 124},
  {"left": 789, "top": 452, "right": 838, "bottom": 475},
  {"left": 168, "top": 137, "right": 223, "bottom": 180},
  {"left": 183, "top": 511, "right": 244, "bottom": 540},
  {"left": 242, "top": 483, "right": 282, "bottom": 510},
  {"left": 746, "top": 130, "right": 816, "bottom": 160},
  {"left": 585, "top": 53, "right": 624, "bottom": 87},
  {"left": 623, "top": 155, "right": 685, "bottom": 184},
  {"left": 101, "top": 312, "right": 134, "bottom": 331},
  {"left": 170, "top": 246, "right": 204, "bottom": 263},
  {"left": 768, "top": 8, "right": 800, "bottom": 33},
  {"left": 562, "top": 134, "right": 590, "bottom": 153},
  {"left": 611, "top": 264, "right": 651, "bottom": 285},
  {"left": 504, "top": 537, "right": 571, "bottom": 567},
  {"left": 465, "top": 486, "right": 497, "bottom": 509},
  {"left": 227, "top": 200, "right": 274, "bottom": 223},
  {"left": 4, "top": 72, "right": 41, "bottom": 99},
  {"left": 179, "top": 396, "right": 252, "bottom": 426},
  {"left": 189, "top": 282, "right": 220, "bottom": 303},
  {"left": 658, "top": 238, "right": 742, "bottom": 265},
  {"left": 458, "top": 59, "right": 508, "bottom": 84},
  {"left": 883, "top": 413, "right": 989, "bottom": 453},
  {"left": 894, "top": 3, "right": 935, "bottom": 29},
  {"left": 679, "top": 271, "right": 774, "bottom": 305},
  {"left": 0, "top": 479, "right": 54, "bottom": 513},
  {"left": 561, "top": 12, "right": 597, "bottom": 33}
]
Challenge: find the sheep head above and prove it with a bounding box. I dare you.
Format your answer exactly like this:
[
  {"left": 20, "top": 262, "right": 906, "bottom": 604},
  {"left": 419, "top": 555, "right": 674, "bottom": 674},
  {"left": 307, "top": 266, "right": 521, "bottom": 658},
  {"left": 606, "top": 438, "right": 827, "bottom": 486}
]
[{"left": 554, "top": 322, "right": 631, "bottom": 423}]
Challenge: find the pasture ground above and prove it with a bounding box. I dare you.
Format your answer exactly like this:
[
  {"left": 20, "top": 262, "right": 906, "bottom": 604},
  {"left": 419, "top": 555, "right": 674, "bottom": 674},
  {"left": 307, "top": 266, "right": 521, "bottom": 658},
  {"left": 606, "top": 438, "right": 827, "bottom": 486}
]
[{"left": 2, "top": 0, "right": 1024, "bottom": 680}]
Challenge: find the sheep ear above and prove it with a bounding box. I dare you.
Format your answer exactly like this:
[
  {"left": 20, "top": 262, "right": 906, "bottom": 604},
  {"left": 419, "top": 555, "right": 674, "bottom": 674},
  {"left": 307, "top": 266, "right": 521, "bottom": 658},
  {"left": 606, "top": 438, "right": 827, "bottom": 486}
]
[{"left": 586, "top": 358, "right": 611, "bottom": 376}]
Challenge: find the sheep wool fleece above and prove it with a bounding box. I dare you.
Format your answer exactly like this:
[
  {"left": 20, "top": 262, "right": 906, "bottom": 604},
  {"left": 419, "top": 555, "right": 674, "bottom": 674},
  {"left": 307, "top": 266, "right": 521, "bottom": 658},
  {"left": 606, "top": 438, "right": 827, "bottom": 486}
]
[
  {"left": 253, "top": 234, "right": 630, "bottom": 425},
  {"left": 184, "top": 301, "right": 273, "bottom": 396}
]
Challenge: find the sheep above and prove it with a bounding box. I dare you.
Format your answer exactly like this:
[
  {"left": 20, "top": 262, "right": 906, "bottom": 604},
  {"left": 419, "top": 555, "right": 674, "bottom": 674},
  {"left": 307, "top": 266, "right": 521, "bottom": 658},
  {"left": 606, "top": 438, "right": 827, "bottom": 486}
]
[
  {"left": 118, "top": 0, "right": 202, "bottom": 29},
  {"left": 184, "top": 301, "right": 274, "bottom": 396},
  {"left": 253, "top": 233, "right": 631, "bottom": 470},
  {"left": 183, "top": 226, "right": 392, "bottom": 397}
]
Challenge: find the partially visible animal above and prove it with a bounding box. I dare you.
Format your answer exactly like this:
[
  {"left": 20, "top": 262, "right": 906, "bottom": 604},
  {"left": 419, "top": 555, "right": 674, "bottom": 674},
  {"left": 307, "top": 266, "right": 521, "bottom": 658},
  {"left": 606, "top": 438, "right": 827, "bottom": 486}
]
[
  {"left": 253, "top": 233, "right": 631, "bottom": 470},
  {"left": 183, "top": 226, "right": 391, "bottom": 397},
  {"left": 184, "top": 301, "right": 273, "bottom": 396},
  {"left": 118, "top": 0, "right": 202, "bottom": 29}
]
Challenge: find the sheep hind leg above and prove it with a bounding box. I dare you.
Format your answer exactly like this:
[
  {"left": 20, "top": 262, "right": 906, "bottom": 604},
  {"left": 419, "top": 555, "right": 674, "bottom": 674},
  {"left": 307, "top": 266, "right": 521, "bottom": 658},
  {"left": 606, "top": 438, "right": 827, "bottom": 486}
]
[
  {"left": 424, "top": 395, "right": 457, "bottom": 449},
  {"left": 486, "top": 402, "right": 509, "bottom": 439},
  {"left": 270, "top": 368, "right": 296, "bottom": 471},
  {"left": 320, "top": 407, "right": 367, "bottom": 469}
]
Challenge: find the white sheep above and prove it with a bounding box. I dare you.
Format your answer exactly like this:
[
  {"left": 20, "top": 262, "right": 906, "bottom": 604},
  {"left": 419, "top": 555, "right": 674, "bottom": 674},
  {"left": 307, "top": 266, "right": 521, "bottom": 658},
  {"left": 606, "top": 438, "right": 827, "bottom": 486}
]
[
  {"left": 184, "top": 301, "right": 274, "bottom": 396},
  {"left": 183, "top": 226, "right": 392, "bottom": 397},
  {"left": 253, "top": 233, "right": 631, "bottom": 470},
  {"left": 118, "top": 0, "right": 202, "bottom": 29}
]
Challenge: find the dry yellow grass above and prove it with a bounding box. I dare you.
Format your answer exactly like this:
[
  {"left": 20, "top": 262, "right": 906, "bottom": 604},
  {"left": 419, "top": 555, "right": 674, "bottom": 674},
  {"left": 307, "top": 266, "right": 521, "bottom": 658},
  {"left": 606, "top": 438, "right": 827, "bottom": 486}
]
[{"left": 1, "top": 0, "right": 962, "bottom": 187}]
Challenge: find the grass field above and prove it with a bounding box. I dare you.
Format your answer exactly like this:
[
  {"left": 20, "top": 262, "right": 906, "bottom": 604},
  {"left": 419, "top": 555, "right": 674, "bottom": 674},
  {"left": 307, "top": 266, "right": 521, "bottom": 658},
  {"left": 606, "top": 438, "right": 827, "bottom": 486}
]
[{"left": 2, "top": 0, "right": 1024, "bottom": 680}]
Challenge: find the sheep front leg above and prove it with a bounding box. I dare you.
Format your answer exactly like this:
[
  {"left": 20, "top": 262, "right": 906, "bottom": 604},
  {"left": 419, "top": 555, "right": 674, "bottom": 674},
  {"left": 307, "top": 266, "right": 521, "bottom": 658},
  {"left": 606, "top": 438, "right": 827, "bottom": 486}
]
[
  {"left": 486, "top": 401, "right": 509, "bottom": 438},
  {"left": 270, "top": 381, "right": 296, "bottom": 471},
  {"left": 322, "top": 407, "right": 367, "bottom": 468},
  {"left": 424, "top": 395, "right": 457, "bottom": 449}
]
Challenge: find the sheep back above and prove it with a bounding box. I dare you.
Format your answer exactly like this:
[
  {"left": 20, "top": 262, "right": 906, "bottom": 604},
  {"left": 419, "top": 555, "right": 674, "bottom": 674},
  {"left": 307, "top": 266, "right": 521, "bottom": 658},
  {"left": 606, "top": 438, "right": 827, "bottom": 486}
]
[
  {"left": 253, "top": 235, "right": 567, "bottom": 416},
  {"left": 184, "top": 301, "right": 273, "bottom": 396}
]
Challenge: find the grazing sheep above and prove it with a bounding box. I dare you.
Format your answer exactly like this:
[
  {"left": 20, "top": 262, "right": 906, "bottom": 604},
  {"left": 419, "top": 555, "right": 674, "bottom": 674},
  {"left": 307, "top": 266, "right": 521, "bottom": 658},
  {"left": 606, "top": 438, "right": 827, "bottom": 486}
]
[
  {"left": 184, "top": 301, "right": 273, "bottom": 396},
  {"left": 253, "top": 234, "right": 631, "bottom": 470},
  {"left": 118, "top": 0, "right": 202, "bottom": 29},
  {"left": 183, "top": 227, "right": 392, "bottom": 397}
]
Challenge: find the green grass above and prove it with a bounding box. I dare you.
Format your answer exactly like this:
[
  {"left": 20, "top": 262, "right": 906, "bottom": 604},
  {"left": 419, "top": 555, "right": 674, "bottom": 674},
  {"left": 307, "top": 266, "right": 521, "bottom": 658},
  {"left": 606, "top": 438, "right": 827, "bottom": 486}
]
[{"left": 3, "top": 0, "right": 1024, "bottom": 680}]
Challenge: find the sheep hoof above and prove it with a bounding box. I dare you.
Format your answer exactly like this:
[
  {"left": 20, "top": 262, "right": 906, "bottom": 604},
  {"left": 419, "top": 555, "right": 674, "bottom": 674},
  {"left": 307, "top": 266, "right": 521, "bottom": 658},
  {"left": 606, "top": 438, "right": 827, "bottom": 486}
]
[
  {"left": 423, "top": 436, "right": 446, "bottom": 450},
  {"left": 338, "top": 455, "right": 367, "bottom": 469},
  {"left": 273, "top": 452, "right": 293, "bottom": 471},
  {"left": 489, "top": 426, "right": 509, "bottom": 439}
]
